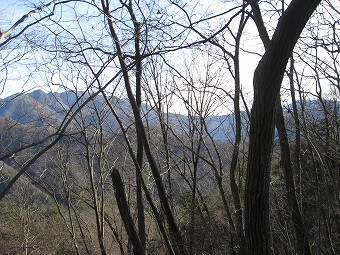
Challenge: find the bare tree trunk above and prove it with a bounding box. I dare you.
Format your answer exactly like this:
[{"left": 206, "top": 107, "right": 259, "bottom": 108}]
[
  {"left": 229, "top": 8, "right": 247, "bottom": 253},
  {"left": 288, "top": 57, "right": 304, "bottom": 212},
  {"left": 111, "top": 169, "right": 145, "bottom": 255},
  {"left": 244, "top": 1, "right": 321, "bottom": 254},
  {"left": 103, "top": 93, "right": 176, "bottom": 255},
  {"left": 131, "top": 8, "right": 146, "bottom": 249},
  {"left": 102, "top": 1, "right": 187, "bottom": 253},
  {"left": 276, "top": 99, "right": 312, "bottom": 255}
]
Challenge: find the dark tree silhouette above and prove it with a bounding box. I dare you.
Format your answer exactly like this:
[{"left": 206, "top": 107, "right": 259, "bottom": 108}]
[{"left": 244, "top": 0, "right": 321, "bottom": 254}]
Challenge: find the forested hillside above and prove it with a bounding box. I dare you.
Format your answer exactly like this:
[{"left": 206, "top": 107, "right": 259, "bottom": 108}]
[{"left": 0, "top": 0, "right": 339, "bottom": 254}]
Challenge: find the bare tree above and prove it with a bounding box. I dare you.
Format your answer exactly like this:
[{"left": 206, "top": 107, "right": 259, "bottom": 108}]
[{"left": 244, "top": 0, "right": 321, "bottom": 254}]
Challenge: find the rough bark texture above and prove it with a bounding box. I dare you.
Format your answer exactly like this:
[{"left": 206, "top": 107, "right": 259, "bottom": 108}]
[
  {"left": 244, "top": 0, "right": 321, "bottom": 254},
  {"left": 249, "top": 1, "right": 312, "bottom": 253}
]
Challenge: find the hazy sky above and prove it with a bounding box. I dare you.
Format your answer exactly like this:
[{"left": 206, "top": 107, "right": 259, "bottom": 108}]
[
  {"left": 1, "top": 0, "right": 337, "bottom": 115},
  {"left": 0, "top": 0, "right": 259, "bottom": 100}
]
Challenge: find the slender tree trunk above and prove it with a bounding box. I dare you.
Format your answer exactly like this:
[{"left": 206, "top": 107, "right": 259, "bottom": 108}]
[
  {"left": 229, "top": 8, "right": 247, "bottom": 253},
  {"left": 276, "top": 99, "right": 312, "bottom": 255},
  {"left": 288, "top": 57, "right": 304, "bottom": 212},
  {"left": 244, "top": 1, "right": 321, "bottom": 254},
  {"left": 111, "top": 169, "right": 145, "bottom": 255},
  {"left": 102, "top": 1, "right": 187, "bottom": 253},
  {"left": 103, "top": 93, "right": 176, "bottom": 255},
  {"left": 133, "top": 16, "right": 146, "bottom": 252}
]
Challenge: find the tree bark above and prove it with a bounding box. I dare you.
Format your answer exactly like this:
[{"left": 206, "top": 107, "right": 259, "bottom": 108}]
[
  {"left": 111, "top": 169, "right": 145, "bottom": 255},
  {"left": 229, "top": 7, "right": 246, "bottom": 253},
  {"left": 249, "top": 2, "right": 313, "bottom": 253},
  {"left": 244, "top": 0, "right": 321, "bottom": 254},
  {"left": 128, "top": 2, "right": 146, "bottom": 248}
]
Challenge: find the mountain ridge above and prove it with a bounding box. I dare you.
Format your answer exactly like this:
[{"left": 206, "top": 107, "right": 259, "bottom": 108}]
[{"left": 0, "top": 89, "right": 245, "bottom": 140}]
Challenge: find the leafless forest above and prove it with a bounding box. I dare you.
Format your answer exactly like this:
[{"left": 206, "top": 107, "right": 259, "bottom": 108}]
[{"left": 0, "top": 0, "right": 339, "bottom": 254}]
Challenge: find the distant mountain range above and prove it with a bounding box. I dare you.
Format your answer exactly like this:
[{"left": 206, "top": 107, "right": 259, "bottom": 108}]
[
  {"left": 0, "top": 89, "right": 247, "bottom": 141},
  {"left": 2, "top": 89, "right": 336, "bottom": 142},
  {"left": 0, "top": 90, "right": 338, "bottom": 200}
]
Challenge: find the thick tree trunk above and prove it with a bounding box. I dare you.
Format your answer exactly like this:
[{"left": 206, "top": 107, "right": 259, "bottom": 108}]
[{"left": 244, "top": 0, "right": 321, "bottom": 254}]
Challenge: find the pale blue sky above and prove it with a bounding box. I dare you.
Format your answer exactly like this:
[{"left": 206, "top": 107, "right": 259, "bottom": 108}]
[{"left": 0, "top": 0, "right": 338, "bottom": 114}]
